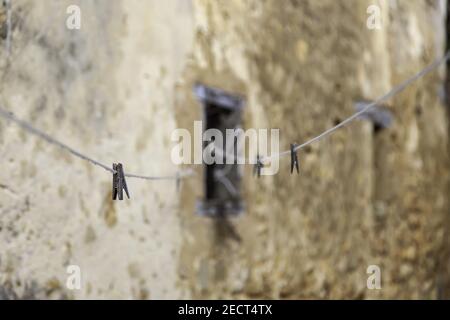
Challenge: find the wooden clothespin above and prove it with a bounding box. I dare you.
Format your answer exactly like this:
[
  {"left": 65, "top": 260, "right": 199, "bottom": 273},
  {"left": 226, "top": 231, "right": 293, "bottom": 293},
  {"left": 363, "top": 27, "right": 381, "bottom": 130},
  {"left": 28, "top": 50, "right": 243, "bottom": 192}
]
[
  {"left": 112, "top": 163, "right": 130, "bottom": 200},
  {"left": 290, "top": 143, "right": 299, "bottom": 174},
  {"left": 253, "top": 154, "right": 263, "bottom": 178}
]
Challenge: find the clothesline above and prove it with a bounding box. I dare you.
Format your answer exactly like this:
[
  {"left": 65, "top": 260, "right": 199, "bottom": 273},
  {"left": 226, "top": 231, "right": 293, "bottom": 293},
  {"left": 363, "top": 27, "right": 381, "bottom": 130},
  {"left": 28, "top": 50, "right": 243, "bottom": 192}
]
[
  {"left": 0, "top": 51, "right": 448, "bottom": 186},
  {"left": 0, "top": 106, "right": 194, "bottom": 180}
]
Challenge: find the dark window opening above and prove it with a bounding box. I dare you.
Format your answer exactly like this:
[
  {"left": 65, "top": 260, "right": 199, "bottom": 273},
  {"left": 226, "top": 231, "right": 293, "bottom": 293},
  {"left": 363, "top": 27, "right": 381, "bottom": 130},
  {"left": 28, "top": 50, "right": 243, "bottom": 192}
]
[{"left": 194, "top": 83, "right": 245, "bottom": 217}]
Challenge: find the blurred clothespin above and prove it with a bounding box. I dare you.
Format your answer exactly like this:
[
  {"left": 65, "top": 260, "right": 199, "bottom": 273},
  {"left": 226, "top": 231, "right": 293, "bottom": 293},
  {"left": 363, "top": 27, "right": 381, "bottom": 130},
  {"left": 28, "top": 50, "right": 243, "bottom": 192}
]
[
  {"left": 253, "top": 154, "right": 263, "bottom": 178},
  {"left": 354, "top": 100, "right": 394, "bottom": 131},
  {"left": 290, "top": 143, "right": 299, "bottom": 174},
  {"left": 112, "top": 163, "right": 130, "bottom": 200}
]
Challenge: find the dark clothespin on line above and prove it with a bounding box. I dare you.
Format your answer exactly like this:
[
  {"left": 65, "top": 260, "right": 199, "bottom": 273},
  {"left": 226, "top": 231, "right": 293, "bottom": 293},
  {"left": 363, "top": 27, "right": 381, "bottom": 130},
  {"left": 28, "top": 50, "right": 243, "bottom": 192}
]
[
  {"left": 354, "top": 101, "right": 394, "bottom": 131},
  {"left": 253, "top": 154, "right": 264, "bottom": 178},
  {"left": 112, "top": 163, "right": 130, "bottom": 200},
  {"left": 290, "top": 143, "right": 299, "bottom": 174}
]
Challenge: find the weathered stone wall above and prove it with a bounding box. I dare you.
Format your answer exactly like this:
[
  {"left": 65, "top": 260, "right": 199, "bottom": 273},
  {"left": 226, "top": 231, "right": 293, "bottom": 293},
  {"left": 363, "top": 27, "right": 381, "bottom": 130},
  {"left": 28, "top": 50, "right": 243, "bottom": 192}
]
[
  {"left": 370, "top": 0, "right": 450, "bottom": 299},
  {"left": 0, "top": 0, "right": 449, "bottom": 299},
  {"left": 0, "top": 0, "right": 194, "bottom": 299},
  {"left": 177, "top": 0, "right": 450, "bottom": 299}
]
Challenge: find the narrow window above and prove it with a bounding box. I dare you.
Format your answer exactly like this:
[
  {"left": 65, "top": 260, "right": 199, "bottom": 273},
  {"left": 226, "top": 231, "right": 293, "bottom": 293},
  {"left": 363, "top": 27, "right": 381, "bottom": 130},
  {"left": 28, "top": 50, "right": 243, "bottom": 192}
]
[{"left": 194, "top": 84, "right": 245, "bottom": 217}]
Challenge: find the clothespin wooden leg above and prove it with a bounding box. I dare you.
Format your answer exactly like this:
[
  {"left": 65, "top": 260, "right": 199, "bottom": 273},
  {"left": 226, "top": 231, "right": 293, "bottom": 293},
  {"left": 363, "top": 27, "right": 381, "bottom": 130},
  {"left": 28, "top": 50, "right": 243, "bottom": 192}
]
[
  {"left": 118, "top": 163, "right": 130, "bottom": 199},
  {"left": 112, "top": 163, "right": 118, "bottom": 200},
  {"left": 254, "top": 154, "right": 263, "bottom": 178},
  {"left": 290, "top": 143, "right": 299, "bottom": 174},
  {"left": 118, "top": 168, "right": 124, "bottom": 200}
]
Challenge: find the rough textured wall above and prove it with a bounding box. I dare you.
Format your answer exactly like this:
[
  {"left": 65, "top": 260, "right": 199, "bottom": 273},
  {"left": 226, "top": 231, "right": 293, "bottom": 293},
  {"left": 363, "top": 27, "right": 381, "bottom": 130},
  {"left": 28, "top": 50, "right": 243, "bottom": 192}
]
[
  {"left": 0, "top": 0, "right": 194, "bottom": 299},
  {"left": 0, "top": 0, "right": 449, "bottom": 300},
  {"left": 176, "top": 0, "right": 449, "bottom": 299},
  {"left": 370, "top": 0, "right": 450, "bottom": 299}
]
